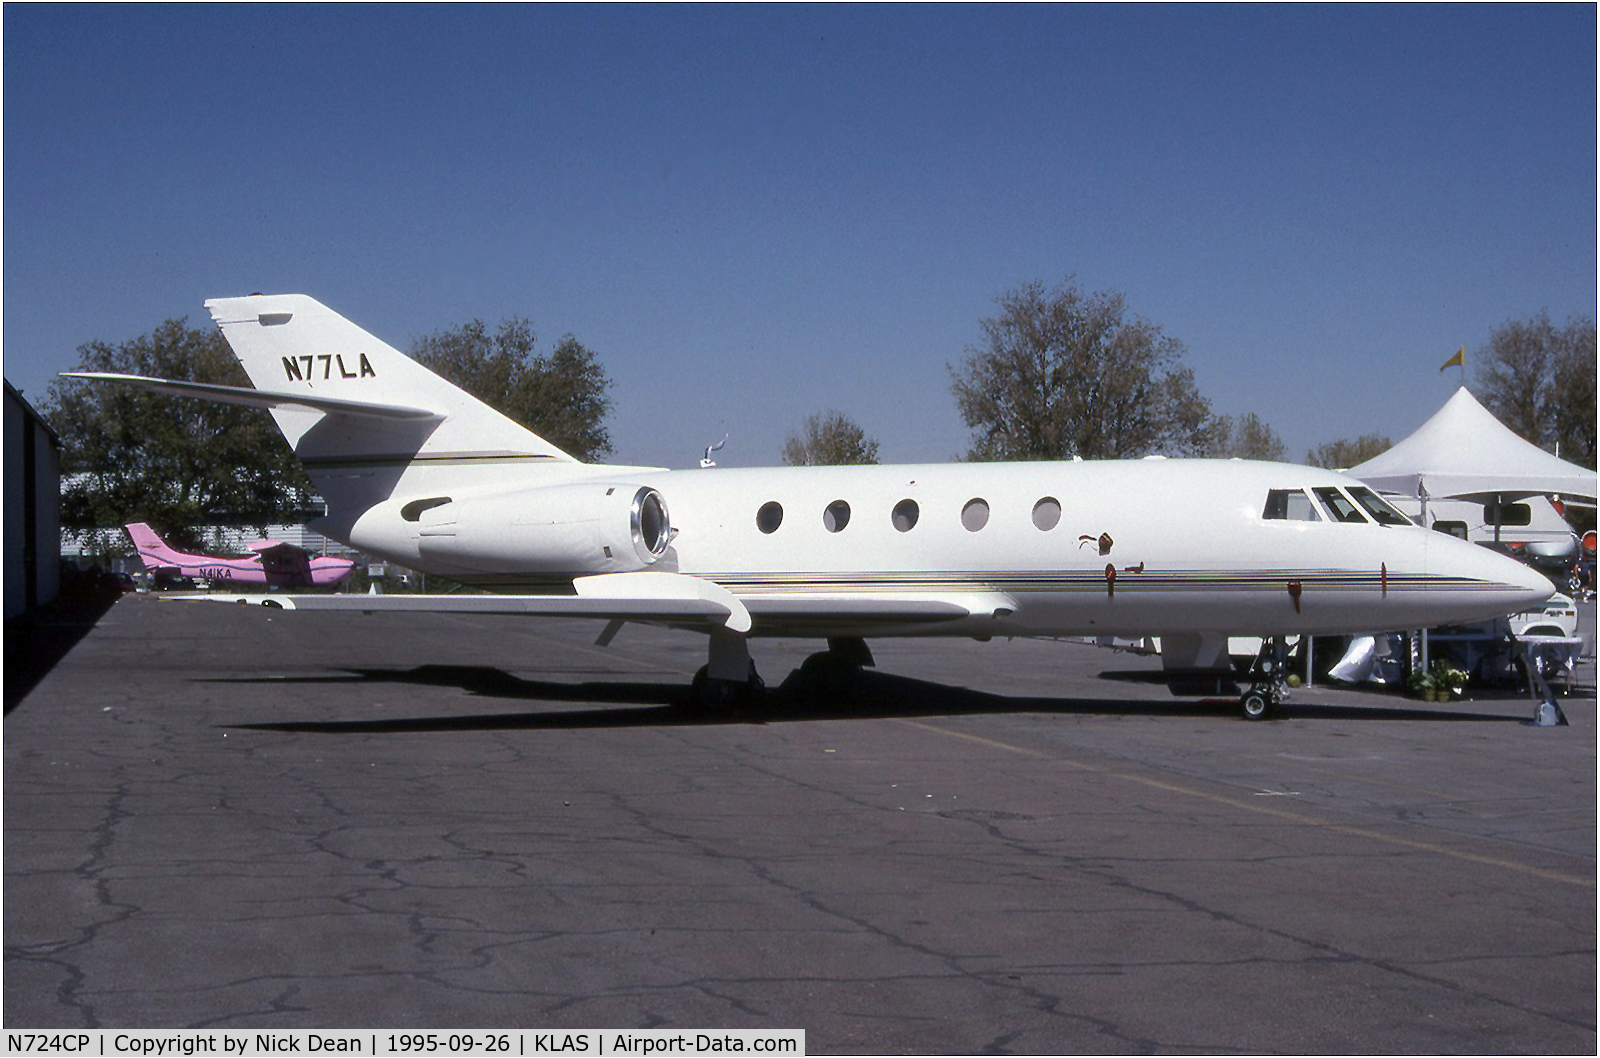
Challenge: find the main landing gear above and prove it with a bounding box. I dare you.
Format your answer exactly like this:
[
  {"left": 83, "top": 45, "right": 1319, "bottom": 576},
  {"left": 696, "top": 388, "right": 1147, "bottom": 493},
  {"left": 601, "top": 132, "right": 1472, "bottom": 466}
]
[
  {"left": 1239, "top": 636, "right": 1292, "bottom": 721},
  {"left": 688, "top": 634, "right": 877, "bottom": 712},
  {"left": 689, "top": 664, "right": 765, "bottom": 711},
  {"left": 792, "top": 637, "right": 876, "bottom": 699},
  {"left": 689, "top": 627, "right": 765, "bottom": 712}
]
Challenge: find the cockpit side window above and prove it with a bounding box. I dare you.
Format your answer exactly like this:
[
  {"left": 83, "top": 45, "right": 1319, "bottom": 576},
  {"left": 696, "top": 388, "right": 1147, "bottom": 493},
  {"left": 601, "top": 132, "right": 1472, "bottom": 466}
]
[
  {"left": 1263, "top": 489, "right": 1322, "bottom": 521},
  {"left": 1313, "top": 487, "right": 1368, "bottom": 523},
  {"left": 1347, "top": 486, "right": 1412, "bottom": 526}
]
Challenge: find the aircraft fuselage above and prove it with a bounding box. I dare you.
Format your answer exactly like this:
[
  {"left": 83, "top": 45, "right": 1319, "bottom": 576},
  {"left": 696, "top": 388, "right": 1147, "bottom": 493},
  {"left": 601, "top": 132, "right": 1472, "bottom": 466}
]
[{"left": 336, "top": 457, "right": 1550, "bottom": 640}]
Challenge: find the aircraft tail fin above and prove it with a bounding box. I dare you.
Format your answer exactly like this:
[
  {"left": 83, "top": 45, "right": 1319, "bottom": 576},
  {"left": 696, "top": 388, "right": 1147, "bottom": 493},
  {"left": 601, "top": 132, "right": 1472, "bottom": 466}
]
[
  {"left": 202, "top": 295, "right": 577, "bottom": 464},
  {"left": 72, "top": 297, "right": 592, "bottom": 547},
  {"left": 125, "top": 523, "right": 182, "bottom": 571}
]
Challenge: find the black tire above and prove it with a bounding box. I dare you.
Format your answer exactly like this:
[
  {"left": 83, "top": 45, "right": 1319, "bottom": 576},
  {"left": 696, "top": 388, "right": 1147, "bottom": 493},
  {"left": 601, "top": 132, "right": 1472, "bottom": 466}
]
[
  {"left": 692, "top": 665, "right": 765, "bottom": 714},
  {"left": 798, "top": 651, "right": 858, "bottom": 698},
  {"left": 1241, "top": 690, "right": 1272, "bottom": 721}
]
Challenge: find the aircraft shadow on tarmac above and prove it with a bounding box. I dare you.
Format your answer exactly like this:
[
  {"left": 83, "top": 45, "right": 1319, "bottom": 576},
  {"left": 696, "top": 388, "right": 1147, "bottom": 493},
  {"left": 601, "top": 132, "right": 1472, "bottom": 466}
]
[{"left": 213, "top": 663, "right": 1527, "bottom": 734}]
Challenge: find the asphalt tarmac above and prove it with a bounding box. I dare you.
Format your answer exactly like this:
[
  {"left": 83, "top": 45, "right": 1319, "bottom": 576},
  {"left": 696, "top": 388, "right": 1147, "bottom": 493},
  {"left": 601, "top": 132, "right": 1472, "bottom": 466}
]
[{"left": 5, "top": 594, "right": 1595, "bottom": 1053}]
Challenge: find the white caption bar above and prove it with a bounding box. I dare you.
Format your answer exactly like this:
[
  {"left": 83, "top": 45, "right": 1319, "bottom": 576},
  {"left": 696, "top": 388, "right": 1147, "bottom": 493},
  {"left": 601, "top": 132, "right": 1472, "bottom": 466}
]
[{"left": 2, "top": 1032, "right": 804, "bottom": 1058}]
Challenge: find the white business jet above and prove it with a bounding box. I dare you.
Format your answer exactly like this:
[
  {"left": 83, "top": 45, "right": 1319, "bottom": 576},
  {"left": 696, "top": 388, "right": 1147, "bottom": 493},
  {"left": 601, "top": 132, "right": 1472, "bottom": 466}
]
[{"left": 66, "top": 295, "right": 1553, "bottom": 718}]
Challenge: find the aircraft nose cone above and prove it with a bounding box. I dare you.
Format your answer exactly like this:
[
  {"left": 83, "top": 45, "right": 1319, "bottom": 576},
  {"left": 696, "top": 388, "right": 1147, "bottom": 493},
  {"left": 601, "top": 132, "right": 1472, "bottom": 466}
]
[
  {"left": 1502, "top": 550, "right": 1558, "bottom": 608},
  {"left": 1451, "top": 536, "right": 1556, "bottom": 614}
]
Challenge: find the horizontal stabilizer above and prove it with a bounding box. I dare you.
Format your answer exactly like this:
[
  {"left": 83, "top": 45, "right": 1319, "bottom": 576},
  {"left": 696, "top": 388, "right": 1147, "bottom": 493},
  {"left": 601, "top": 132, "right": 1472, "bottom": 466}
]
[{"left": 60, "top": 372, "right": 443, "bottom": 421}]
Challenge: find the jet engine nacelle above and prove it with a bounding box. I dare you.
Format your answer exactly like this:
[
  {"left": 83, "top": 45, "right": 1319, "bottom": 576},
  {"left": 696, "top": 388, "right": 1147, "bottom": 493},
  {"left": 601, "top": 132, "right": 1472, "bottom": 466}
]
[{"left": 413, "top": 483, "right": 672, "bottom": 575}]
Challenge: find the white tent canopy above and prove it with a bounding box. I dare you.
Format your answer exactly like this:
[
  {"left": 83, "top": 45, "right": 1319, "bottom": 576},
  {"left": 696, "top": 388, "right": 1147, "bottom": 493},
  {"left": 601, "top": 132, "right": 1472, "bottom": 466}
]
[{"left": 1346, "top": 387, "right": 1596, "bottom": 501}]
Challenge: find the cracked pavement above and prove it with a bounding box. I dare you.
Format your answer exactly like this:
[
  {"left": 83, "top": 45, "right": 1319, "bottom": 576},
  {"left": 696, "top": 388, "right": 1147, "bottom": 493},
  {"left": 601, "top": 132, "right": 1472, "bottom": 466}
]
[{"left": 5, "top": 594, "right": 1595, "bottom": 1052}]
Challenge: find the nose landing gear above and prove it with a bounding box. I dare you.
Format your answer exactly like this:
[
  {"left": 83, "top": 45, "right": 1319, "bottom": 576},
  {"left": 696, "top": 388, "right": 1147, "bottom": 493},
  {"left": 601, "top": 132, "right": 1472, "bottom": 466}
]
[{"left": 1240, "top": 636, "right": 1293, "bottom": 720}]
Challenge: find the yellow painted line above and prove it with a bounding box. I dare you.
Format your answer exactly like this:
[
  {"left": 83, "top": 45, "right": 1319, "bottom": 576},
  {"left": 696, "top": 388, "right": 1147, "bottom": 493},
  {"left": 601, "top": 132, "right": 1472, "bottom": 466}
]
[
  {"left": 1124, "top": 729, "right": 1474, "bottom": 802},
  {"left": 898, "top": 718, "right": 1595, "bottom": 889},
  {"left": 1243, "top": 752, "right": 1470, "bottom": 802},
  {"left": 897, "top": 721, "right": 1060, "bottom": 761}
]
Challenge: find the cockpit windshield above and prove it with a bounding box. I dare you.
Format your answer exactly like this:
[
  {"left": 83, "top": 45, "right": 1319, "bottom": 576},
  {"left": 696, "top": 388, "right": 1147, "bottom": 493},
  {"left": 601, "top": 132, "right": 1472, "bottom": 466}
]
[
  {"left": 1347, "top": 486, "right": 1413, "bottom": 527},
  {"left": 1312, "top": 487, "right": 1368, "bottom": 524},
  {"left": 1263, "top": 489, "right": 1322, "bottom": 521},
  {"left": 1265, "top": 486, "right": 1415, "bottom": 527}
]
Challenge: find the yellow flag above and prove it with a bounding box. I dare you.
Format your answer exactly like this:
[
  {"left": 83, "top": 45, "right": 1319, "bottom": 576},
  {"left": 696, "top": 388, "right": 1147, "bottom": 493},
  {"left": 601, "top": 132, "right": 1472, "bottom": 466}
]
[{"left": 1439, "top": 345, "right": 1464, "bottom": 371}]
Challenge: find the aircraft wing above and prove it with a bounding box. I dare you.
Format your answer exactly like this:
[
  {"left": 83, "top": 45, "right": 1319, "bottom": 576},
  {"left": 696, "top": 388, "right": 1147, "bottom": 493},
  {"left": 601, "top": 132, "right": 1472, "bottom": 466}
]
[
  {"left": 60, "top": 372, "right": 442, "bottom": 421},
  {"left": 175, "top": 572, "right": 1016, "bottom": 636},
  {"left": 245, "top": 540, "right": 305, "bottom": 557},
  {"left": 740, "top": 591, "right": 1016, "bottom": 634},
  {"left": 192, "top": 572, "right": 755, "bottom": 632}
]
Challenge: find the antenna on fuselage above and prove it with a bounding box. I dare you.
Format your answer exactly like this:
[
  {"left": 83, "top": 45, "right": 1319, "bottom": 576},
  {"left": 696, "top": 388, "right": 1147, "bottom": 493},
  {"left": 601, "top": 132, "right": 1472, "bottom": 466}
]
[{"left": 700, "top": 434, "right": 728, "bottom": 469}]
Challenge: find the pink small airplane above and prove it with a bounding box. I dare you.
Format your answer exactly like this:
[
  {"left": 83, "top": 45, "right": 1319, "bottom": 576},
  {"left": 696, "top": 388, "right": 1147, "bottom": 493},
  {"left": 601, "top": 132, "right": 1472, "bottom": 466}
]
[{"left": 125, "top": 523, "right": 355, "bottom": 589}]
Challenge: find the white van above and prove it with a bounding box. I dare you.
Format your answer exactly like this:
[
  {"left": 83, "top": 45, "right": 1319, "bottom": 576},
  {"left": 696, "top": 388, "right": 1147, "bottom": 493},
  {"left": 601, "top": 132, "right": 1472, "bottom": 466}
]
[{"left": 1509, "top": 593, "right": 1580, "bottom": 639}]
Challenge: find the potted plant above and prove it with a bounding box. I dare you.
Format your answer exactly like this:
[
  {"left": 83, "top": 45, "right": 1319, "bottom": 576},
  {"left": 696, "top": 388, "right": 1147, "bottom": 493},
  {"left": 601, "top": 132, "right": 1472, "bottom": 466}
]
[
  {"left": 1406, "top": 669, "right": 1435, "bottom": 699},
  {"left": 1430, "top": 661, "right": 1468, "bottom": 700}
]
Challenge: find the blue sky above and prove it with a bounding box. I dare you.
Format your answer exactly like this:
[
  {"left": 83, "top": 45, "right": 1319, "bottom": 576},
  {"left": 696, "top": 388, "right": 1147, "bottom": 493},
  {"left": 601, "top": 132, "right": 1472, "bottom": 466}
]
[{"left": 5, "top": 4, "right": 1594, "bottom": 468}]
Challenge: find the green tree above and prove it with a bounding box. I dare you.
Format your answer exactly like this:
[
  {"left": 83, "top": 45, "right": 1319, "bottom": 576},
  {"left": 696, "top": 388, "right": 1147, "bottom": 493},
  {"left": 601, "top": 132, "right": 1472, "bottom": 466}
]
[
  {"left": 44, "top": 319, "right": 312, "bottom": 550},
  {"left": 1474, "top": 311, "right": 1597, "bottom": 469},
  {"left": 782, "top": 410, "right": 880, "bottom": 466},
  {"left": 410, "top": 319, "right": 613, "bottom": 462},
  {"left": 1205, "top": 413, "right": 1288, "bottom": 461},
  {"left": 950, "top": 279, "right": 1212, "bottom": 461},
  {"left": 1306, "top": 433, "right": 1392, "bottom": 470}
]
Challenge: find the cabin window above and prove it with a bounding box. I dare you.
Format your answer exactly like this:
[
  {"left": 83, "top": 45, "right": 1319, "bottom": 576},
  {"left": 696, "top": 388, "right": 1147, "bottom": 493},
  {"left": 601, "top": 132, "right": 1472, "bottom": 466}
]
[
  {"left": 961, "top": 498, "right": 990, "bottom": 532},
  {"left": 1433, "top": 520, "right": 1469, "bottom": 540},
  {"left": 400, "top": 497, "right": 452, "bottom": 522},
  {"left": 823, "top": 500, "right": 851, "bottom": 533},
  {"left": 1263, "top": 489, "right": 1321, "bottom": 521},
  {"left": 1347, "top": 486, "right": 1411, "bottom": 526},
  {"left": 1032, "top": 497, "right": 1062, "bottom": 531},
  {"left": 756, "top": 501, "right": 783, "bottom": 534},
  {"left": 1483, "top": 502, "right": 1533, "bottom": 527},
  {"left": 892, "top": 499, "right": 920, "bottom": 532},
  {"left": 1313, "top": 487, "right": 1368, "bottom": 524}
]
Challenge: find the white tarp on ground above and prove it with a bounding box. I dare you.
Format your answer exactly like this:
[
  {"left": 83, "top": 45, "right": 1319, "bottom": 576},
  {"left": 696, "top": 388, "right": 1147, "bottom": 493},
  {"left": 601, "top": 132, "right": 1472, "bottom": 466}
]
[{"left": 1347, "top": 386, "right": 1597, "bottom": 501}]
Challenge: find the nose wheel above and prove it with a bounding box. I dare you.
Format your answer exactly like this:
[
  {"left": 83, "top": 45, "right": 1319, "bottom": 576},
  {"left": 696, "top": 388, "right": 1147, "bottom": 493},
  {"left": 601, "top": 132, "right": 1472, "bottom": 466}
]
[{"left": 1240, "top": 688, "right": 1274, "bottom": 720}]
